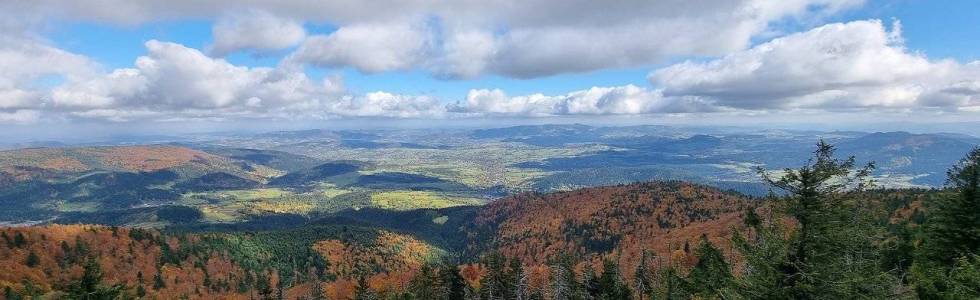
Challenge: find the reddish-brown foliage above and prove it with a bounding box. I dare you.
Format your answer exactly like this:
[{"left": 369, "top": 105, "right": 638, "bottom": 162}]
[{"left": 467, "top": 181, "right": 756, "bottom": 280}]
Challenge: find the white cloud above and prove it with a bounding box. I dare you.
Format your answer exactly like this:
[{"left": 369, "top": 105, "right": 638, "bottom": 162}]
[
  {"left": 209, "top": 10, "right": 306, "bottom": 57},
  {"left": 11, "top": 0, "right": 862, "bottom": 78},
  {"left": 0, "top": 34, "right": 97, "bottom": 111},
  {"left": 455, "top": 85, "right": 716, "bottom": 116},
  {"left": 39, "top": 40, "right": 446, "bottom": 122},
  {"left": 288, "top": 22, "right": 432, "bottom": 73},
  {"left": 649, "top": 20, "right": 975, "bottom": 111}
]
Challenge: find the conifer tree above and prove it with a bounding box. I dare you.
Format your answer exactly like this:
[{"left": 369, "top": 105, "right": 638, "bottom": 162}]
[
  {"left": 438, "top": 260, "right": 467, "bottom": 300},
  {"left": 153, "top": 271, "right": 166, "bottom": 290},
  {"left": 65, "top": 257, "right": 124, "bottom": 300},
  {"left": 685, "top": 235, "right": 732, "bottom": 298},
  {"left": 13, "top": 232, "right": 26, "bottom": 248},
  {"left": 25, "top": 250, "right": 40, "bottom": 267},
  {"left": 5, "top": 286, "right": 22, "bottom": 300},
  {"left": 510, "top": 258, "right": 528, "bottom": 300},
  {"left": 409, "top": 262, "right": 443, "bottom": 299},
  {"left": 655, "top": 264, "right": 688, "bottom": 300},
  {"left": 256, "top": 273, "right": 274, "bottom": 300},
  {"left": 913, "top": 147, "right": 980, "bottom": 299},
  {"left": 736, "top": 141, "right": 896, "bottom": 299},
  {"left": 922, "top": 147, "right": 980, "bottom": 263},
  {"left": 633, "top": 251, "right": 655, "bottom": 300},
  {"left": 479, "top": 252, "right": 513, "bottom": 300},
  {"left": 549, "top": 253, "right": 581, "bottom": 300},
  {"left": 597, "top": 258, "right": 631, "bottom": 300}
]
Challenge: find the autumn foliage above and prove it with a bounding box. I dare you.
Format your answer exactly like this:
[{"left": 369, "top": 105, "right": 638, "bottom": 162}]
[{"left": 466, "top": 181, "right": 755, "bottom": 281}]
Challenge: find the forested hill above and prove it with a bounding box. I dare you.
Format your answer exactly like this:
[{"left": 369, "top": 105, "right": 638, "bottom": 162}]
[
  {"left": 0, "top": 224, "right": 439, "bottom": 299},
  {"left": 462, "top": 181, "right": 754, "bottom": 275}
]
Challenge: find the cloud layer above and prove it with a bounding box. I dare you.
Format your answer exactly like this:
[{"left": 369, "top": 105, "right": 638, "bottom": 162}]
[
  {"left": 8, "top": 0, "right": 863, "bottom": 78},
  {"left": 0, "top": 1, "right": 978, "bottom": 125}
]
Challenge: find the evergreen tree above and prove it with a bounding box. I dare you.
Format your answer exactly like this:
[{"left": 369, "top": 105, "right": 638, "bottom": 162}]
[
  {"left": 581, "top": 263, "right": 599, "bottom": 298},
  {"left": 152, "top": 271, "right": 166, "bottom": 290},
  {"left": 65, "top": 257, "right": 124, "bottom": 300},
  {"left": 438, "top": 260, "right": 467, "bottom": 300},
  {"left": 945, "top": 255, "right": 980, "bottom": 298},
  {"left": 21, "top": 280, "right": 41, "bottom": 299},
  {"left": 913, "top": 147, "right": 980, "bottom": 299},
  {"left": 409, "top": 262, "right": 444, "bottom": 299},
  {"left": 510, "top": 258, "right": 528, "bottom": 300},
  {"left": 736, "top": 141, "right": 897, "bottom": 299},
  {"left": 479, "top": 252, "right": 513, "bottom": 300},
  {"left": 255, "top": 273, "right": 274, "bottom": 300},
  {"left": 25, "top": 250, "right": 40, "bottom": 267},
  {"left": 685, "top": 236, "right": 732, "bottom": 298},
  {"left": 922, "top": 147, "right": 980, "bottom": 263},
  {"left": 633, "top": 251, "right": 655, "bottom": 300},
  {"left": 13, "top": 232, "right": 26, "bottom": 248},
  {"left": 5, "top": 286, "right": 23, "bottom": 300},
  {"left": 549, "top": 253, "right": 580, "bottom": 300},
  {"left": 655, "top": 264, "right": 688, "bottom": 300},
  {"left": 596, "top": 259, "right": 631, "bottom": 300}
]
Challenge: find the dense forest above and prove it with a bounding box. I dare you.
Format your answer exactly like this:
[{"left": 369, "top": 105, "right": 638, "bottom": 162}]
[{"left": 2, "top": 142, "right": 979, "bottom": 299}]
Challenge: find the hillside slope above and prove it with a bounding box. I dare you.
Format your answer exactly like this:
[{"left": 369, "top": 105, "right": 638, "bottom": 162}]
[
  {"left": 463, "top": 181, "right": 755, "bottom": 275},
  {"left": 0, "top": 224, "right": 439, "bottom": 299}
]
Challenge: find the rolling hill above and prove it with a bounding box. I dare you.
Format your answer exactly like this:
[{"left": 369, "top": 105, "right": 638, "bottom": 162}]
[{"left": 461, "top": 181, "right": 755, "bottom": 276}]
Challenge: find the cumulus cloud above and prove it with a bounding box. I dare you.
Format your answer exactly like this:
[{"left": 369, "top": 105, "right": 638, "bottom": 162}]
[
  {"left": 21, "top": 40, "right": 446, "bottom": 122},
  {"left": 208, "top": 10, "right": 306, "bottom": 57},
  {"left": 649, "top": 20, "right": 978, "bottom": 111},
  {"left": 10, "top": 0, "right": 863, "bottom": 78},
  {"left": 287, "top": 22, "right": 432, "bottom": 73},
  {"left": 454, "top": 85, "right": 717, "bottom": 116},
  {"left": 0, "top": 35, "right": 97, "bottom": 111}
]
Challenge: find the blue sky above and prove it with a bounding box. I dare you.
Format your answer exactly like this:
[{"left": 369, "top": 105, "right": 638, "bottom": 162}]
[{"left": 0, "top": 0, "right": 977, "bottom": 132}]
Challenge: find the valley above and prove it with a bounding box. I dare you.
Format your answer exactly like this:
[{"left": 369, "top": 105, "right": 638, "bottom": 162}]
[{"left": 1, "top": 124, "right": 973, "bottom": 226}]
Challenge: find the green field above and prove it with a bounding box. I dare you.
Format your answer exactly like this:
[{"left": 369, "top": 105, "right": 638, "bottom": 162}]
[{"left": 370, "top": 190, "right": 484, "bottom": 210}]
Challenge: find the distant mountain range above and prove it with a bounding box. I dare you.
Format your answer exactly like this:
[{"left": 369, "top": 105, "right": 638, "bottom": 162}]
[{"left": 0, "top": 124, "right": 975, "bottom": 224}]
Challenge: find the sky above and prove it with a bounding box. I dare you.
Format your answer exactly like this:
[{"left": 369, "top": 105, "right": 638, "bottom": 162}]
[{"left": 0, "top": 0, "right": 979, "bottom": 138}]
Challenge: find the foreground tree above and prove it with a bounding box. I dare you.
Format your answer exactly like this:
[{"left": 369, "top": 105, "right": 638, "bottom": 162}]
[
  {"left": 913, "top": 147, "right": 980, "bottom": 299},
  {"left": 734, "top": 141, "right": 897, "bottom": 299},
  {"left": 922, "top": 147, "right": 980, "bottom": 263}
]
